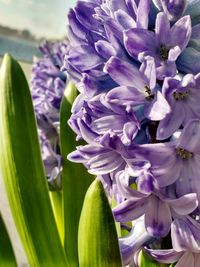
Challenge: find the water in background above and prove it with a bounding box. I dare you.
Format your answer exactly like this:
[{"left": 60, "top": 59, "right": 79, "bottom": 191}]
[{"left": 0, "top": 35, "right": 41, "bottom": 63}]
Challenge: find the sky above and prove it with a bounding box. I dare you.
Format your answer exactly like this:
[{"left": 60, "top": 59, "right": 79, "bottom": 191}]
[{"left": 0, "top": 0, "right": 77, "bottom": 39}]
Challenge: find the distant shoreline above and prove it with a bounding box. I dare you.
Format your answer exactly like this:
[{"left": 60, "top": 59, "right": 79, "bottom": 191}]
[
  {"left": 0, "top": 35, "right": 41, "bottom": 63},
  {"left": 0, "top": 24, "right": 41, "bottom": 43}
]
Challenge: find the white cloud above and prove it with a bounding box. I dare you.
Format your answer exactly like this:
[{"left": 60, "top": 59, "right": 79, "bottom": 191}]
[{"left": 0, "top": 0, "right": 11, "bottom": 4}]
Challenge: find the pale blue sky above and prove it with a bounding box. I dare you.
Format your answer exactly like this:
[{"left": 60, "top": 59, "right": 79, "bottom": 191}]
[{"left": 0, "top": 0, "right": 77, "bottom": 38}]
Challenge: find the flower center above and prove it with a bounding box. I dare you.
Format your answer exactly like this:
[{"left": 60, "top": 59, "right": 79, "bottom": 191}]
[
  {"left": 173, "top": 91, "right": 189, "bottom": 101},
  {"left": 158, "top": 44, "right": 169, "bottom": 60},
  {"left": 176, "top": 148, "right": 193, "bottom": 159},
  {"left": 144, "top": 86, "right": 154, "bottom": 101}
]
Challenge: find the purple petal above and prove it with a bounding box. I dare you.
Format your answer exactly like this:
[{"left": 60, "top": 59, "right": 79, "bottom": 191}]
[
  {"left": 156, "top": 102, "right": 185, "bottom": 140},
  {"left": 106, "top": 86, "right": 145, "bottom": 105},
  {"left": 144, "top": 248, "right": 183, "bottom": 264},
  {"left": 67, "top": 9, "right": 88, "bottom": 43},
  {"left": 124, "top": 28, "right": 156, "bottom": 59},
  {"left": 95, "top": 40, "right": 117, "bottom": 59},
  {"left": 88, "top": 151, "right": 124, "bottom": 175},
  {"left": 145, "top": 195, "right": 172, "bottom": 237},
  {"left": 67, "top": 150, "right": 88, "bottom": 163},
  {"left": 104, "top": 56, "right": 148, "bottom": 88},
  {"left": 158, "top": 0, "right": 187, "bottom": 21},
  {"left": 108, "top": 0, "right": 129, "bottom": 14},
  {"left": 171, "top": 219, "right": 200, "bottom": 252},
  {"left": 176, "top": 119, "right": 200, "bottom": 153},
  {"left": 67, "top": 45, "right": 103, "bottom": 72},
  {"left": 140, "top": 56, "right": 156, "bottom": 90},
  {"left": 74, "top": 1, "right": 101, "bottom": 30},
  {"left": 116, "top": 171, "right": 147, "bottom": 199},
  {"left": 170, "top": 15, "right": 191, "bottom": 51},
  {"left": 113, "top": 198, "right": 146, "bottom": 222},
  {"left": 98, "top": 132, "right": 125, "bottom": 153},
  {"left": 114, "top": 9, "right": 136, "bottom": 29},
  {"left": 144, "top": 91, "right": 171, "bottom": 121},
  {"left": 133, "top": 143, "right": 175, "bottom": 167},
  {"left": 123, "top": 121, "right": 139, "bottom": 144},
  {"left": 176, "top": 253, "right": 195, "bottom": 267},
  {"left": 155, "top": 12, "right": 171, "bottom": 45},
  {"left": 152, "top": 156, "right": 182, "bottom": 187},
  {"left": 156, "top": 61, "right": 177, "bottom": 80},
  {"left": 77, "top": 118, "right": 99, "bottom": 144},
  {"left": 168, "top": 45, "right": 182, "bottom": 61},
  {"left": 165, "top": 193, "right": 198, "bottom": 215},
  {"left": 91, "top": 114, "right": 135, "bottom": 136},
  {"left": 175, "top": 161, "right": 195, "bottom": 198},
  {"left": 137, "top": 171, "right": 154, "bottom": 194},
  {"left": 120, "top": 217, "right": 153, "bottom": 266},
  {"left": 136, "top": 0, "right": 151, "bottom": 29}
]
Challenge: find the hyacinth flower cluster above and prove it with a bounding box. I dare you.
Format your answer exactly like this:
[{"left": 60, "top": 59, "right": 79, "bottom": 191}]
[
  {"left": 31, "top": 40, "right": 68, "bottom": 189},
  {"left": 62, "top": 0, "right": 200, "bottom": 266}
]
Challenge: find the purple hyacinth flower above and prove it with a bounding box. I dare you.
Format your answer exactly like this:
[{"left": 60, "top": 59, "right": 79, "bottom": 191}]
[
  {"left": 69, "top": 92, "right": 140, "bottom": 145},
  {"left": 67, "top": 123, "right": 128, "bottom": 175},
  {"left": 119, "top": 216, "right": 154, "bottom": 266},
  {"left": 32, "top": 40, "right": 68, "bottom": 125},
  {"left": 65, "top": 1, "right": 200, "bottom": 265},
  {"left": 157, "top": 73, "right": 200, "bottom": 140},
  {"left": 124, "top": 12, "right": 191, "bottom": 79},
  {"left": 113, "top": 171, "right": 198, "bottom": 238},
  {"left": 65, "top": 0, "right": 152, "bottom": 95},
  {"left": 145, "top": 216, "right": 200, "bottom": 266},
  {"left": 131, "top": 119, "right": 200, "bottom": 204},
  {"left": 105, "top": 56, "right": 171, "bottom": 121},
  {"left": 153, "top": 0, "right": 187, "bottom": 21},
  {"left": 40, "top": 138, "right": 62, "bottom": 190},
  {"left": 31, "top": 40, "right": 68, "bottom": 184}
]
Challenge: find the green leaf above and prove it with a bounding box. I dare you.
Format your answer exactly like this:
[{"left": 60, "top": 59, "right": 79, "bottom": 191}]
[
  {"left": 78, "top": 179, "right": 122, "bottom": 267},
  {"left": 49, "top": 191, "right": 63, "bottom": 242},
  {"left": 60, "top": 82, "right": 93, "bottom": 267},
  {"left": 0, "top": 213, "right": 17, "bottom": 267},
  {"left": 0, "top": 54, "right": 68, "bottom": 266}
]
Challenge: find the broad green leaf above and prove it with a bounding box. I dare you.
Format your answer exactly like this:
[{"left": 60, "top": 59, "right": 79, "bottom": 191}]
[
  {"left": 78, "top": 179, "right": 122, "bottom": 267},
  {"left": 0, "top": 54, "right": 68, "bottom": 266},
  {"left": 0, "top": 213, "right": 17, "bottom": 267},
  {"left": 60, "top": 82, "right": 93, "bottom": 267}
]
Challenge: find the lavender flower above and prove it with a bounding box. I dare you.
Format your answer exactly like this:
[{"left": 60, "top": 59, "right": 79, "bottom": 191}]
[
  {"left": 66, "top": 0, "right": 200, "bottom": 266},
  {"left": 124, "top": 12, "right": 191, "bottom": 79},
  {"left": 113, "top": 170, "right": 198, "bottom": 238},
  {"left": 145, "top": 216, "right": 200, "bottom": 267},
  {"left": 64, "top": 0, "right": 152, "bottom": 96},
  {"left": 31, "top": 40, "right": 68, "bottom": 187},
  {"left": 153, "top": 0, "right": 187, "bottom": 21},
  {"left": 157, "top": 73, "right": 200, "bottom": 140}
]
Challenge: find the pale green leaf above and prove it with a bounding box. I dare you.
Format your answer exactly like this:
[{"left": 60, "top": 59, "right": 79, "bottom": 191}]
[
  {"left": 0, "top": 54, "right": 68, "bottom": 266},
  {"left": 78, "top": 179, "right": 122, "bottom": 267},
  {"left": 60, "top": 82, "right": 94, "bottom": 267}
]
